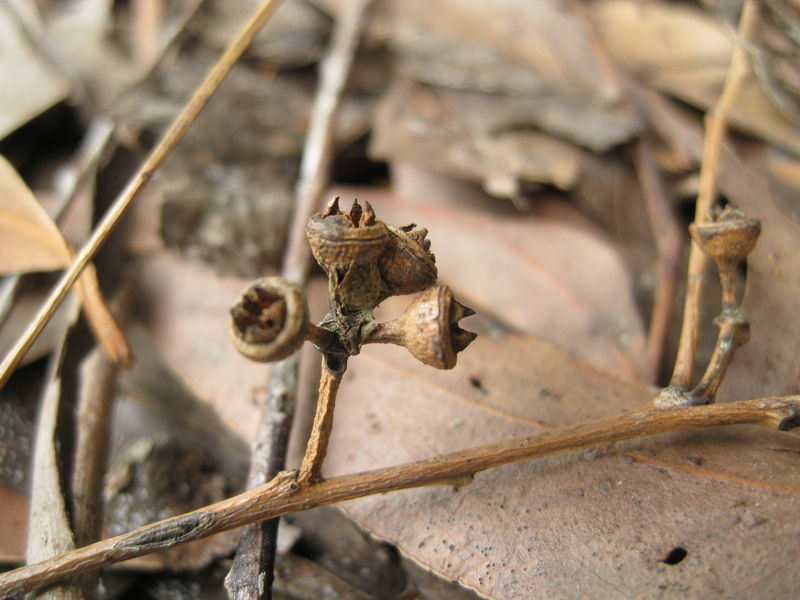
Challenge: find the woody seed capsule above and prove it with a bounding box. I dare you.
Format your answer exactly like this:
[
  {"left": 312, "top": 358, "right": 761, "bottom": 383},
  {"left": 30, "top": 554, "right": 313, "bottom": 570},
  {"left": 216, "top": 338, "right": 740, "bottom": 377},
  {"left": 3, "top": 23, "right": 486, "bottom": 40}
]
[
  {"left": 306, "top": 197, "right": 390, "bottom": 312},
  {"left": 229, "top": 277, "right": 309, "bottom": 362},
  {"left": 367, "top": 285, "right": 477, "bottom": 369}
]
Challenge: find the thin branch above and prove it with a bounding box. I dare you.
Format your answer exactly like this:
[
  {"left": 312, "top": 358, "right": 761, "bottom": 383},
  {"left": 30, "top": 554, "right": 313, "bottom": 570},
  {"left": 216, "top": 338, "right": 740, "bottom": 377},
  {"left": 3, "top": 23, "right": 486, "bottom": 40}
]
[
  {"left": 225, "top": 355, "right": 297, "bottom": 600},
  {"left": 669, "top": 0, "right": 758, "bottom": 388},
  {"left": 69, "top": 350, "right": 117, "bottom": 600},
  {"left": 297, "top": 363, "right": 343, "bottom": 485},
  {"left": 2, "top": 395, "right": 797, "bottom": 597},
  {"left": 226, "top": 2, "right": 372, "bottom": 597},
  {"left": 0, "top": 0, "right": 285, "bottom": 391},
  {"left": 70, "top": 287, "right": 132, "bottom": 599}
]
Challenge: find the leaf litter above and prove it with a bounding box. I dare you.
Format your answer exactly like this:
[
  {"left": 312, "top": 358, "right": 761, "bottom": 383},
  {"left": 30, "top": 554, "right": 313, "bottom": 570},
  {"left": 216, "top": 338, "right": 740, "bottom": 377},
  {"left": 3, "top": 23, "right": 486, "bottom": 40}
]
[{"left": 1, "top": 0, "right": 800, "bottom": 598}]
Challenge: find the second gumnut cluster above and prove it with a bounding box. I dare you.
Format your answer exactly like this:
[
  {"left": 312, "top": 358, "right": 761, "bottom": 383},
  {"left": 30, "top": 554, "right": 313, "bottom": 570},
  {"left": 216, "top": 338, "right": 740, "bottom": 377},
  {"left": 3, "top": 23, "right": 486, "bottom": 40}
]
[{"left": 230, "top": 197, "right": 476, "bottom": 373}]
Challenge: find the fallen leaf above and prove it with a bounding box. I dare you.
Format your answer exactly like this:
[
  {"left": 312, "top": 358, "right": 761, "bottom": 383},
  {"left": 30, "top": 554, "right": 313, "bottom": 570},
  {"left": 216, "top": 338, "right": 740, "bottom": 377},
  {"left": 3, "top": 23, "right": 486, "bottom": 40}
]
[
  {"left": 0, "top": 155, "right": 71, "bottom": 275},
  {"left": 133, "top": 251, "right": 334, "bottom": 445},
  {"left": 326, "top": 335, "right": 800, "bottom": 600},
  {"left": 318, "top": 0, "right": 620, "bottom": 98},
  {"left": 0, "top": 486, "right": 28, "bottom": 563},
  {"left": 74, "top": 260, "right": 132, "bottom": 367},
  {"left": 331, "top": 186, "right": 646, "bottom": 379},
  {"left": 274, "top": 553, "right": 376, "bottom": 600},
  {"left": 0, "top": 4, "right": 69, "bottom": 139},
  {"left": 592, "top": 0, "right": 800, "bottom": 155},
  {"left": 768, "top": 155, "right": 800, "bottom": 189},
  {"left": 134, "top": 252, "right": 267, "bottom": 442},
  {"left": 369, "top": 80, "right": 631, "bottom": 201},
  {"left": 288, "top": 506, "right": 406, "bottom": 598},
  {"left": 0, "top": 155, "right": 130, "bottom": 367}
]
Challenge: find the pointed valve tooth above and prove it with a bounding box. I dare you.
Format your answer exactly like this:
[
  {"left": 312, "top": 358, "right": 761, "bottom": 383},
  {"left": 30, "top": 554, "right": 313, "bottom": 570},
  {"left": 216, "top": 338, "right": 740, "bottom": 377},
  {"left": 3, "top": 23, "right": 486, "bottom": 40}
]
[
  {"left": 451, "top": 328, "right": 477, "bottom": 353},
  {"left": 407, "top": 227, "right": 428, "bottom": 242},
  {"left": 360, "top": 201, "right": 377, "bottom": 227},
  {"left": 348, "top": 199, "right": 363, "bottom": 227},
  {"left": 322, "top": 196, "right": 341, "bottom": 218},
  {"left": 407, "top": 228, "right": 432, "bottom": 252},
  {"left": 450, "top": 300, "right": 476, "bottom": 324}
]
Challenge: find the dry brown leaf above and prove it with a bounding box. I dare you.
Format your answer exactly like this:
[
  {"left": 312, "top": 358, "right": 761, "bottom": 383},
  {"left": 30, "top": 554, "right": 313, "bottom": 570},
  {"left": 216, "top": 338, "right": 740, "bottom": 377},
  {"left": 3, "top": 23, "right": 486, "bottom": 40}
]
[
  {"left": 318, "top": 0, "right": 617, "bottom": 98},
  {"left": 0, "top": 4, "right": 69, "bottom": 139},
  {"left": 369, "top": 80, "right": 630, "bottom": 200},
  {"left": 326, "top": 335, "right": 800, "bottom": 600},
  {"left": 134, "top": 252, "right": 272, "bottom": 442},
  {"left": 592, "top": 0, "right": 800, "bottom": 155},
  {"left": 331, "top": 186, "right": 645, "bottom": 379},
  {"left": 717, "top": 148, "right": 800, "bottom": 401},
  {"left": 74, "top": 260, "right": 131, "bottom": 367},
  {"left": 0, "top": 486, "right": 27, "bottom": 563},
  {"left": 0, "top": 155, "right": 130, "bottom": 366},
  {"left": 0, "top": 155, "right": 71, "bottom": 275},
  {"left": 288, "top": 507, "right": 406, "bottom": 597},
  {"left": 274, "top": 553, "right": 376, "bottom": 600},
  {"left": 134, "top": 252, "right": 334, "bottom": 445},
  {"left": 768, "top": 154, "right": 800, "bottom": 189}
]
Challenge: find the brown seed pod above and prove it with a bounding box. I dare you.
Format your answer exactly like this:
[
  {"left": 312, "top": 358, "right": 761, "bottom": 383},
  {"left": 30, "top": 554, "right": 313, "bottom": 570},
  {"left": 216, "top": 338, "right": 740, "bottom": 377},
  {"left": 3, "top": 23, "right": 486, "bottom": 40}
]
[
  {"left": 306, "top": 197, "right": 390, "bottom": 311},
  {"left": 379, "top": 224, "right": 438, "bottom": 297},
  {"left": 367, "top": 285, "right": 476, "bottom": 369},
  {"left": 306, "top": 197, "right": 389, "bottom": 270},
  {"left": 690, "top": 206, "right": 761, "bottom": 265},
  {"left": 229, "top": 277, "right": 309, "bottom": 362}
]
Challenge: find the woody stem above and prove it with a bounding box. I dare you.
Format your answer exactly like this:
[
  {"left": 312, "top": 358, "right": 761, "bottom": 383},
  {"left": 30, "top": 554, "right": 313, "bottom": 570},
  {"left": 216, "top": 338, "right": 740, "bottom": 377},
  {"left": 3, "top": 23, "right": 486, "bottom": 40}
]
[{"left": 297, "top": 361, "right": 344, "bottom": 485}]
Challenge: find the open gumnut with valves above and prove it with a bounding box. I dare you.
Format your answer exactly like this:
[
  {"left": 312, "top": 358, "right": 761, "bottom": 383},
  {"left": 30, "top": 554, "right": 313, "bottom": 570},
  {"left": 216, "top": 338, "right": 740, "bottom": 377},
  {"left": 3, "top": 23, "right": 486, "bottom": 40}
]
[
  {"left": 229, "top": 197, "right": 477, "bottom": 484},
  {"left": 229, "top": 197, "right": 476, "bottom": 373}
]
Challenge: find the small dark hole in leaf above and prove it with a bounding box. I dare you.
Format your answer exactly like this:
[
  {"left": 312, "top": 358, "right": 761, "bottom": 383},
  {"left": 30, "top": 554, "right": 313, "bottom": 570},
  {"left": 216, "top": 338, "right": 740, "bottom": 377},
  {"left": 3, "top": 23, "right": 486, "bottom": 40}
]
[
  {"left": 469, "top": 376, "right": 487, "bottom": 393},
  {"left": 662, "top": 546, "right": 687, "bottom": 565}
]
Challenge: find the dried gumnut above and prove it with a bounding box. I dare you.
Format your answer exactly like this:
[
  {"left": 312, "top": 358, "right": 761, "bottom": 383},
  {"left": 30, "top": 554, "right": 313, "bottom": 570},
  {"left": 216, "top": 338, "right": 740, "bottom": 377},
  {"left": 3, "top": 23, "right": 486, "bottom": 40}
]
[
  {"left": 379, "top": 223, "right": 437, "bottom": 297},
  {"left": 368, "top": 285, "right": 476, "bottom": 369},
  {"left": 306, "top": 197, "right": 389, "bottom": 311},
  {"left": 690, "top": 206, "right": 761, "bottom": 265},
  {"left": 229, "top": 277, "right": 309, "bottom": 362}
]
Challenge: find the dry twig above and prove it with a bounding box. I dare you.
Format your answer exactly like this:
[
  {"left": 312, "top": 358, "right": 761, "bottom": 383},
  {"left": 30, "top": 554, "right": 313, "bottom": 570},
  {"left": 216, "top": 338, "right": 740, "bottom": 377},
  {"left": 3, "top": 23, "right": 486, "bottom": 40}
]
[
  {"left": 2, "top": 395, "right": 797, "bottom": 597},
  {"left": 297, "top": 365, "right": 343, "bottom": 485},
  {"left": 70, "top": 287, "right": 132, "bottom": 598},
  {"left": 225, "top": 357, "right": 297, "bottom": 600}
]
